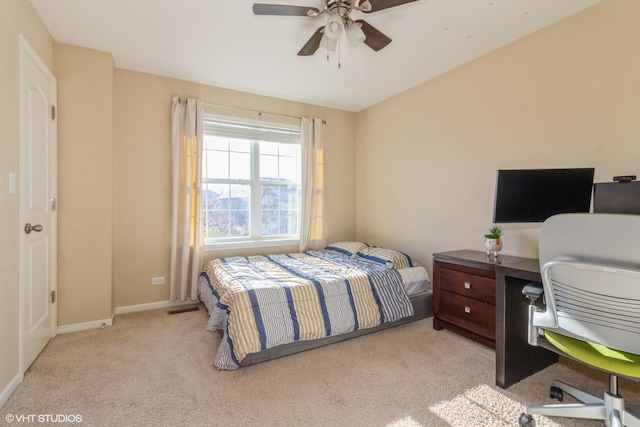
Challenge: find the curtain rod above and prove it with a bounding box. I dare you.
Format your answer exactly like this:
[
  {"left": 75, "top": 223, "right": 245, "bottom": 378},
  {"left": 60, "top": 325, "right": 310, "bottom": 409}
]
[{"left": 178, "top": 98, "right": 302, "bottom": 121}]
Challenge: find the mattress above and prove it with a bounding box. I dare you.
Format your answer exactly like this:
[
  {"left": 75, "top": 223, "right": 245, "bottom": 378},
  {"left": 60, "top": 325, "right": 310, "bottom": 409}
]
[
  {"left": 398, "top": 266, "right": 430, "bottom": 295},
  {"left": 198, "top": 250, "right": 429, "bottom": 369},
  {"left": 198, "top": 252, "right": 431, "bottom": 369}
]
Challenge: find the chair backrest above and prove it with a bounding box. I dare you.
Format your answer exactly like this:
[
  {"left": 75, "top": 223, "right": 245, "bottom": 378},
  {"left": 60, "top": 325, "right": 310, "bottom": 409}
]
[{"left": 536, "top": 213, "right": 640, "bottom": 355}]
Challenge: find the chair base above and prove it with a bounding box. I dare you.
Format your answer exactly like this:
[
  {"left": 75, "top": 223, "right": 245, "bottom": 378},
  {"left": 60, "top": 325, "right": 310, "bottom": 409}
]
[{"left": 520, "top": 380, "right": 640, "bottom": 427}]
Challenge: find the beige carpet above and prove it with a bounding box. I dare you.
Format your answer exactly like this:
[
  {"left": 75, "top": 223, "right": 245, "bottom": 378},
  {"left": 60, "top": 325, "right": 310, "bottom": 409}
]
[{"left": 2, "top": 307, "right": 639, "bottom": 427}]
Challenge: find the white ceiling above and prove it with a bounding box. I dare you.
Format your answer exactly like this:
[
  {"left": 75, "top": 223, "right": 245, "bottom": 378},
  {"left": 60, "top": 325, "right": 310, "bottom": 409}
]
[{"left": 31, "top": 0, "right": 602, "bottom": 112}]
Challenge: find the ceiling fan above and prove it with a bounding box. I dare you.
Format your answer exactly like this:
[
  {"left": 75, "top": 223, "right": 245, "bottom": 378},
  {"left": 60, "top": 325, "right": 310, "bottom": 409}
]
[{"left": 253, "top": 0, "right": 420, "bottom": 56}]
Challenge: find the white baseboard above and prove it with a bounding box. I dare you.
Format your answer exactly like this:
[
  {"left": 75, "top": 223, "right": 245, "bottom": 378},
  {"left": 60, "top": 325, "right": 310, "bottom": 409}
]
[
  {"left": 54, "top": 300, "right": 199, "bottom": 334},
  {"left": 57, "top": 317, "right": 114, "bottom": 334},
  {"left": 114, "top": 299, "right": 199, "bottom": 315},
  {"left": 0, "top": 372, "right": 22, "bottom": 409}
]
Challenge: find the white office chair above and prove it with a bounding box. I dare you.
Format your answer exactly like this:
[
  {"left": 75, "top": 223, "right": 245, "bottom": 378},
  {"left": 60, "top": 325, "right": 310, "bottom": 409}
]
[{"left": 519, "top": 213, "right": 640, "bottom": 427}]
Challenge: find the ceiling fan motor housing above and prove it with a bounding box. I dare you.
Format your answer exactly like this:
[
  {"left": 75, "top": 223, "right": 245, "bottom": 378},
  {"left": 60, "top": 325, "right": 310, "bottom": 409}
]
[{"left": 327, "top": 0, "right": 366, "bottom": 18}]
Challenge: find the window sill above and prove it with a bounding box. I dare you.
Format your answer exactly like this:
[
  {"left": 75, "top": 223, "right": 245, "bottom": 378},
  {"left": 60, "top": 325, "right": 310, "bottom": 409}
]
[{"left": 205, "top": 238, "right": 299, "bottom": 252}]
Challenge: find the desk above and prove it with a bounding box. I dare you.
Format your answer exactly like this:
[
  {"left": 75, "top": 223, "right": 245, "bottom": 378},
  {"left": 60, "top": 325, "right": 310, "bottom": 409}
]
[
  {"left": 433, "top": 250, "right": 557, "bottom": 389},
  {"left": 495, "top": 259, "right": 557, "bottom": 388}
]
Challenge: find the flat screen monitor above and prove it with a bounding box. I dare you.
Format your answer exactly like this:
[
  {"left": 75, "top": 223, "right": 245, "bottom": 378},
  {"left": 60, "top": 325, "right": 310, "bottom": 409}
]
[
  {"left": 593, "top": 181, "right": 640, "bottom": 214},
  {"left": 493, "top": 168, "right": 595, "bottom": 223}
]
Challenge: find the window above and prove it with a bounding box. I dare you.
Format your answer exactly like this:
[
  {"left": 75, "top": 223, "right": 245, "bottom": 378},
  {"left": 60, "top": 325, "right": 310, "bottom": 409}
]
[{"left": 202, "top": 115, "right": 302, "bottom": 249}]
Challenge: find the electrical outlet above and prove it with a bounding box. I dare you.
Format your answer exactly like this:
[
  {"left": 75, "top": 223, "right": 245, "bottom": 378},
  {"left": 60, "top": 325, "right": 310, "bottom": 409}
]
[{"left": 151, "top": 276, "right": 165, "bottom": 285}]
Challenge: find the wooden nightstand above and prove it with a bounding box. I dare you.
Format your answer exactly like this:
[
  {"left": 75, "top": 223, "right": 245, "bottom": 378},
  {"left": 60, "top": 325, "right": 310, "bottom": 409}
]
[{"left": 432, "top": 250, "right": 532, "bottom": 348}]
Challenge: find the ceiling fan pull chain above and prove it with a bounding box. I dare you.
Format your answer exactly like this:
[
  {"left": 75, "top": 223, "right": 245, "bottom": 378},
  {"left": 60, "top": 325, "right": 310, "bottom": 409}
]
[
  {"left": 325, "top": 32, "right": 330, "bottom": 62},
  {"left": 338, "top": 37, "right": 341, "bottom": 69}
]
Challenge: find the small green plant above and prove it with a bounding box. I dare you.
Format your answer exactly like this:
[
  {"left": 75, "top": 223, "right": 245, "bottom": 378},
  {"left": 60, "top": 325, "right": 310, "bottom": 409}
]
[{"left": 484, "top": 226, "right": 503, "bottom": 239}]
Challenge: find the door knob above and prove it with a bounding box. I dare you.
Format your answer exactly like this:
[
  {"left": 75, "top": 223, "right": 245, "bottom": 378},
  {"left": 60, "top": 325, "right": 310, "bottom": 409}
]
[{"left": 24, "top": 223, "right": 43, "bottom": 234}]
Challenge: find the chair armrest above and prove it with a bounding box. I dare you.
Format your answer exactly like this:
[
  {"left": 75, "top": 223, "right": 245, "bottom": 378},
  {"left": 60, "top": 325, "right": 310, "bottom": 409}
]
[
  {"left": 522, "top": 282, "right": 544, "bottom": 346},
  {"left": 522, "top": 282, "right": 543, "bottom": 303}
]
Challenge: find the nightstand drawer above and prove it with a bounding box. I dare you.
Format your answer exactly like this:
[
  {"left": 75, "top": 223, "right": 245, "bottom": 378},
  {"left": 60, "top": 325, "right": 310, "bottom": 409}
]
[
  {"left": 440, "top": 268, "right": 495, "bottom": 304},
  {"left": 438, "top": 291, "right": 496, "bottom": 341}
]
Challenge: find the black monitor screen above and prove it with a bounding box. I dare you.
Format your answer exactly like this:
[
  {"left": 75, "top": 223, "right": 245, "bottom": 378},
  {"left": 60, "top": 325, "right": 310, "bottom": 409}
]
[
  {"left": 493, "top": 168, "right": 595, "bottom": 223},
  {"left": 593, "top": 181, "right": 640, "bottom": 214}
]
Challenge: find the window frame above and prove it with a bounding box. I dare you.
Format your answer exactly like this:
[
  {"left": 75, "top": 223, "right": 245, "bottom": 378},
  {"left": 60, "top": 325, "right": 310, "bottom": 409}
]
[{"left": 202, "top": 113, "right": 303, "bottom": 252}]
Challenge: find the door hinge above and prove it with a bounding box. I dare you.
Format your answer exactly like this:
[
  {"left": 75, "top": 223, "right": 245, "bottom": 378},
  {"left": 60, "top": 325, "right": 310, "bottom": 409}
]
[
  {"left": 51, "top": 290, "right": 56, "bottom": 303},
  {"left": 51, "top": 105, "right": 56, "bottom": 120},
  {"left": 50, "top": 198, "right": 57, "bottom": 212}
]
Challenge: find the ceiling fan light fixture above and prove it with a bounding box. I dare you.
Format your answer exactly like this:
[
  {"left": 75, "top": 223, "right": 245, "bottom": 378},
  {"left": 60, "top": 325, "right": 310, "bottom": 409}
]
[
  {"left": 345, "top": 21, "right": 366, "bottom": 47},
  {"left": 324, "top": 14, "right": 343, "bottom": 39},
  {"left": 320, "top": 34, "right": 338, "bottom": 51}
]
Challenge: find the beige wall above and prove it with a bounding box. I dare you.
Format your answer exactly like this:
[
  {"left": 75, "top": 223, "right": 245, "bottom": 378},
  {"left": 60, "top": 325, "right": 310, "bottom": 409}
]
[
  {"left": 113, "top": 70, "right": 357, "bottom": 307},
  {"left": 356, "top": 0, "right": 640, "bottom": 276},
  {"left": 0, "top": 0, "right": 53, "bottom": 404},
  {"left": 54, "top": 43, "right": 115, "bottom": 325}
]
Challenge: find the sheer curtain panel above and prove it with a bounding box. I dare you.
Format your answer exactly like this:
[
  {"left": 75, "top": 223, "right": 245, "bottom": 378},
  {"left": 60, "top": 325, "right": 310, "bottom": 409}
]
[
  {"left": 170, "top": 97, "right": 204, "bottom": 301},
  {"left": 299, "top": 117, "right": 326, "bottom": 252}
]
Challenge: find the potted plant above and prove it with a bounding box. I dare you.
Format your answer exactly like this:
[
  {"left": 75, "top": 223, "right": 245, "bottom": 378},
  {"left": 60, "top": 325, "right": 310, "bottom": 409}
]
[{"left": 484, "top": 226, "right": 503, "bottom": 257}]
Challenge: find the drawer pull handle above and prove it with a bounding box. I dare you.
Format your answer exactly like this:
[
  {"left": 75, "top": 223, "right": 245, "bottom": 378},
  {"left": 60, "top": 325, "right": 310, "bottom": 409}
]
[
  {"left": 464, "top": 306, "right": 471, "bottom": 314},
  {"left": 464, "top": 282, "right": 471, "bottom": 289}
]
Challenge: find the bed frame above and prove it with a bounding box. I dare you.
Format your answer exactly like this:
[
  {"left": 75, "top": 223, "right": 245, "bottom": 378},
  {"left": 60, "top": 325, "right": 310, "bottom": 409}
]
[{"left": 237, "top": 290, "right": 433, "bottom": 367}]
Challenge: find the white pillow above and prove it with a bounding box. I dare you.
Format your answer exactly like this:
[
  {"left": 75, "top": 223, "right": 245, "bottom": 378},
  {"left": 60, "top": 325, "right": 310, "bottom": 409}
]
[{"left": 324, "top": 241, "right": 370, "bottom": 257}]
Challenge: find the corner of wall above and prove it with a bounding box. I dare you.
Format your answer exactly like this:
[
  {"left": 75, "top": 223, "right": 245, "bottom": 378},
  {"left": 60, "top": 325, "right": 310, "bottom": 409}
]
[{"left": 54, "top": 43, "right": 115, "bottom": 326}]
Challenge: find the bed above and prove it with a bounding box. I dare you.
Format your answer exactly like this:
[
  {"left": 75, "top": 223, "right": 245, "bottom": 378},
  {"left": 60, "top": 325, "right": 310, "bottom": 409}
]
[{"left": 198, "top": 242, "right": 433, "bottom": 370}]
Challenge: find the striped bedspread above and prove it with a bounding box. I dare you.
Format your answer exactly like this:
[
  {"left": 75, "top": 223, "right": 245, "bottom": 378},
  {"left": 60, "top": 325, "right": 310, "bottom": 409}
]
[{"left": 198, "top": 250, "right": 414, "bottom": 370}]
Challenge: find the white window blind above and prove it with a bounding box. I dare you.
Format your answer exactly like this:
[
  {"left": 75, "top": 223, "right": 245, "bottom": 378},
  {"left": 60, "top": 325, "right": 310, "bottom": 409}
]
[{"left": 204, "top": 117, "right": 300, "bottom": 144}]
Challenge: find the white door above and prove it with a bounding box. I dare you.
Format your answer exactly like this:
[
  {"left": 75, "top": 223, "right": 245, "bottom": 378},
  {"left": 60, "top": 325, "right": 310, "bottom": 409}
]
[{"left": 19, "top": 35, "right": 57, "bottom": 372}]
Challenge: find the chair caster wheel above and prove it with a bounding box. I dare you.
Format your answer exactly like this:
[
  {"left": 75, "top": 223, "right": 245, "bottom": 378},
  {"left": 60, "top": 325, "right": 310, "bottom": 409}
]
[
  {"left": 550, "top": 386, "right": 564, "bottom": 401},
  {"left": 519, "top": 413, "right": 536, "bottom": 427}
]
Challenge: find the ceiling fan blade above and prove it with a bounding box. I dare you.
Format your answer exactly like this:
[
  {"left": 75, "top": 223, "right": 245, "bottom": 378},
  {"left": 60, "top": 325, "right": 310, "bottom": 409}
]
[
  {"left": 297, "top": 27, "right": 325, "bottom": 56},
  {"left": 253, "top": 4, "right": 320, "bottom": 16},
  {"left": 355, "top": 20, "right": 392, "bottom": 51},
  {"left": 362, "top": 0, "right": 420, "bottom": 13}
]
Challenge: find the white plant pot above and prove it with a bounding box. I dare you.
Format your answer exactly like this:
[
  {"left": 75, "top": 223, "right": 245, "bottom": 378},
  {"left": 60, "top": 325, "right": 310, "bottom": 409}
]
[{"left": 485, "top": 238, "right": 503, "bottom": 257}]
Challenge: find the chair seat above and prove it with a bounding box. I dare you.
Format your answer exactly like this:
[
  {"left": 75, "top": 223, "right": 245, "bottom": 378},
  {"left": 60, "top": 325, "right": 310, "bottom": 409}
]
[{"left": 545, "top": 330, "right": 640, "bottom": 378}]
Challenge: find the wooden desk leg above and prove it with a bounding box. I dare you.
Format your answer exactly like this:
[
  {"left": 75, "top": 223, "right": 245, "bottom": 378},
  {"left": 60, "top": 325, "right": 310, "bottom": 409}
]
[
  {"left": 432, "top": 260, "right": 443, "bottom": 330},
  {"left": 495, "top": 272, "right": 557, "bottom": 389}
]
